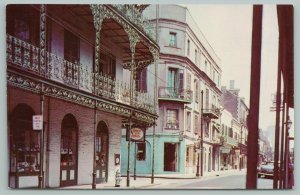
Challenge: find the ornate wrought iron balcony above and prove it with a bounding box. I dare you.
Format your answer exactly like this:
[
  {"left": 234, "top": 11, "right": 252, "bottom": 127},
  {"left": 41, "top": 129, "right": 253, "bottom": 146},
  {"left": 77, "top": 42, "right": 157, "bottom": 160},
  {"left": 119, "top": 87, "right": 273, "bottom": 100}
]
[
  {"left": 165, "top": 122, "right": 179, "bottom": 129},
  {"left": 7, "top": 34, "right": 155, "bottom": 114},
  {"left": 111, "top": 4, "right": 156, "bottom": 41},
  {"left": 158, "top": 87, "right": 193, "bottom": 103},
  {"left": 203, "top": 104, "right": 220, "bottom": 119}
]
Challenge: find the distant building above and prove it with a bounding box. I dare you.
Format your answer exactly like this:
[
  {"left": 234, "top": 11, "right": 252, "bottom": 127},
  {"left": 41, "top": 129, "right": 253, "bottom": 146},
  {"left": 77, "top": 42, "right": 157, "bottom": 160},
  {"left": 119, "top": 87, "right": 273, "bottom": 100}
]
[{"left": 220, "top": 80, "right": 249, "bottom": 170}]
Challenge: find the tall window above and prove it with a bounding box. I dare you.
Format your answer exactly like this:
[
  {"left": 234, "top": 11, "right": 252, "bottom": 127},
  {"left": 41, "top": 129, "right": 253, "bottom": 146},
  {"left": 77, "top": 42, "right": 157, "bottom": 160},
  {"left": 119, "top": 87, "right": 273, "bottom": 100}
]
[
  {"left": 195, "top": 49, "right": 198, "bottom": 64},
  {"left": 187, "top": 39, "right": 190, "bottom": 56},
  {"left": 99, "top": 51, "right": 116, "bottom": 78},
  {"left": 166, "top": 109, "right": 179, "bottom": 129},
  {"left": 205, "top": 121, "right": 209, "bottom": 138},
  {"left": 64, "top": 30, "right": 80, "bottom": 64},
  {"left": 7, "top": 5, "right": 40, "bottom": 46},
  {"left": 187, "top": 111, "right": 191, "bottom": 131},
  {"left": 195, "top": 115, "right": 199, "bottom": 134},
  {"left": 136, "top": 143, "right": 146, "bottom": 161},
  {"left": 169, "top": 32, "right": 177, "bottom": 47},
  {"left": 205, "top": 88, "right": 210, "bottom": 109},
  {"left": 205, "top": 60, "right": 208, "bottom": 73},
  {"left": 168, "top": 68, "right": 184, "bottom": 91},
  {"left": 229, "top": 128, "right": 233, "bottom": 138},
  {"left": 186, "top": 73, "right": 191, "bottom": 91},
  {"left": 137, "top": 68, "right": 147, "bottom": 92},
  {"left": 194, "top": 79, "right": 199, "bottom": 103}
]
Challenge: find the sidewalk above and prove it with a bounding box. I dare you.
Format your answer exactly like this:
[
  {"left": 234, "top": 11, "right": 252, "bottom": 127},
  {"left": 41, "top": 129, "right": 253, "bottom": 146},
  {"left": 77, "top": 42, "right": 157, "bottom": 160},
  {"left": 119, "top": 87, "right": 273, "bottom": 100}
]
[{"left": 60, "top": 169, "right": 246, "bottom": 189}]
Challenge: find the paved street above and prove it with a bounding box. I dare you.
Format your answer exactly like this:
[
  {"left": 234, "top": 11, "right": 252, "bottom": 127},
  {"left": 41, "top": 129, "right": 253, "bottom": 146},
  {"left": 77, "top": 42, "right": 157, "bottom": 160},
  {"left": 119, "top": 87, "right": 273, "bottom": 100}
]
[
  {"left": 61, "top": 170, "right": 273, "bottom": 189},
  {"left": 148, "top": 172, "right": 273, "bottom": 189}
]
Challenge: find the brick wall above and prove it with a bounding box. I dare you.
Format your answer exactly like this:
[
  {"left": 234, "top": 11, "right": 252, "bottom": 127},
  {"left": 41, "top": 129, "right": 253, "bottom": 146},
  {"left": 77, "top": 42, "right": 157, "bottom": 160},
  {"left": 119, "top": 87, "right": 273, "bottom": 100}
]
[{"left": 8, "top": 86, "right": 122, "bottom": 188}]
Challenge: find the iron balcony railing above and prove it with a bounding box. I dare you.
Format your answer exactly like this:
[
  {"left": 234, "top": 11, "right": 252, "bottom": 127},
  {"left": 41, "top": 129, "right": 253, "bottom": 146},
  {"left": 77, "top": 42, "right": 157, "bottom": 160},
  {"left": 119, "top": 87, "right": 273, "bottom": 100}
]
[
  {"left": 7, "top": 34, "right": 155, "bottom": 114},
  {"left": 203, "top": 104, "right": 220, "bottom": 119},
  {"left": 165, "top": 122, "right": 179, "bottom": 129},
  {"left": 111, "top": 5, "right": 156, "bottom": 40},
  {"left": 158, "top": 87, "right": 193, "bottom": 103}
]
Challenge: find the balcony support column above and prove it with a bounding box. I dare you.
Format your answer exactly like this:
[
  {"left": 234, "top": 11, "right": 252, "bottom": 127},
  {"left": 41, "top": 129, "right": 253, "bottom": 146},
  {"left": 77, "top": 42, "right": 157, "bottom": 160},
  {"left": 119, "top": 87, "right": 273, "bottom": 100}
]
[
  {"left": 91, "top": 5, "right": 105, "bottom": 75},
  {"left": 90, "top": 5, "right": 105, "bottom": 189},
  {"left": 40, "top": 4, "right": 47, "bottom": 77},
  {"left": 149, "top": 46, "right": 159, "bottom": 184},
  {"left": 125, "top": 29, "right": 139, "bottom": 187}
]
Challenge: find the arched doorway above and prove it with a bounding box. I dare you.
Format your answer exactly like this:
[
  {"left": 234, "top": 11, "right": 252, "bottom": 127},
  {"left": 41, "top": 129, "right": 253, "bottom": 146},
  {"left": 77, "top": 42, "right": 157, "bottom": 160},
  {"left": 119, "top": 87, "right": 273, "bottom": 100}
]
[
  {"left": 95, "top": 121, "right": 109, "bottom": 183},
  {"left": 60, "top": 114, "right": 78, "bottom": 187},
  {"left": 9, "top": 104, "right": 39, "bottom": 188}
]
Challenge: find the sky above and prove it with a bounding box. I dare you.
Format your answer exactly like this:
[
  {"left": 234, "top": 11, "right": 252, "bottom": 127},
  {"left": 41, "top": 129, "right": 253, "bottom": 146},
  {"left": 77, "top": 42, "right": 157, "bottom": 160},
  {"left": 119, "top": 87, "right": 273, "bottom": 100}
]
[{"left": 184, "top": 5, "right": 287, "bottom": 133}]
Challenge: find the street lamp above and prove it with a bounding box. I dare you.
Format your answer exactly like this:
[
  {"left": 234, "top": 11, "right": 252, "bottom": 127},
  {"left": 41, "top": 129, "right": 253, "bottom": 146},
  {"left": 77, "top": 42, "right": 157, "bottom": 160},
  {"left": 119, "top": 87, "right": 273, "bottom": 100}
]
[{"left": 286, "top": 117, "right": 292, "bottom": 130}]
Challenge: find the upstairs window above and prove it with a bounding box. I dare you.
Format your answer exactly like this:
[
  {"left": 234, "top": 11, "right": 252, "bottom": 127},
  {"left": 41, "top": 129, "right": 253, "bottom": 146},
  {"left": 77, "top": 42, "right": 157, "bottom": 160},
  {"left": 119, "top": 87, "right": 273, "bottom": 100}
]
[
  {"left": 187, "top": 39, "right": 190, "bottom": 56},
  {"left": 7, "top": 5, "right": 40, "bottom": 46},
  {"left": 195, "top": 115, "right": 199, "bottom": 134},
  {"left": 64, "top": 30, "right": 79, "bottom": 64},
  {"left": 186, "top": 73, "right": 191, "bottom": 91},
  {"left": 195, "top": 49, "right": 198, "bottom": 64},
  {"left": 166, "top": 109, "right": 179, "bottom": 129},
  {"left": 137, "top": 68, "right": 147, "bottom": 92},
  {"left": 99, "top": 51, "right": 116, "bottom": 79},
  {"left": 194, "top": 79, "right": 199, "bottom": 103},
  {"left": 167, "top": 68, "right": 184, "bottom": 90},
  {"left": 187, "top": 111, "right": 191, "bottom": 131},
  {"left": 169, "top": 32, "right": 177, "bottom": 47}
]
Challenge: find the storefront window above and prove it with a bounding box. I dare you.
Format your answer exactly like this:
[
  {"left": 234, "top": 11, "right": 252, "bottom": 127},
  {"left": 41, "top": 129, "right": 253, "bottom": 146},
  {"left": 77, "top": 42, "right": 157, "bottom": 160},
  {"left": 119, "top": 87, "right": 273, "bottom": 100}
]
[{"left": 10, "top": 104, "right": 40, "bottom": 174}]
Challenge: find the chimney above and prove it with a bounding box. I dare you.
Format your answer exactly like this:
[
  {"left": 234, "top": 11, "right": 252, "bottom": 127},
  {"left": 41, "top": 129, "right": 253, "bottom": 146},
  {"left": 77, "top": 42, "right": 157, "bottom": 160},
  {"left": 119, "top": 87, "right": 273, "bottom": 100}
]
[{"left": 229, "top": 80, "right": 235, "bottom": 90}]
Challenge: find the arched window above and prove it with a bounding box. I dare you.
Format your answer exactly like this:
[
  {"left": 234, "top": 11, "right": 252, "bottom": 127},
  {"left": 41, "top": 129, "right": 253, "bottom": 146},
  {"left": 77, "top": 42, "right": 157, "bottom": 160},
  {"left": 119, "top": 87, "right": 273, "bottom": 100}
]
[{"left": 10, "top": 104, "right": 40, "bottom": 174}]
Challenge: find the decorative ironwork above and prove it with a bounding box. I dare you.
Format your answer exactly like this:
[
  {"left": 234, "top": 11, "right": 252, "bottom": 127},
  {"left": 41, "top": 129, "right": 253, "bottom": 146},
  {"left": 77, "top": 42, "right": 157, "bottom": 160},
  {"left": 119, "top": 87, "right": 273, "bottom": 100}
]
[
  {"left": 40, "top": 4, "right": 47, "bottom": 76},
  {"left": 7, "top": 34, "right": 155, "bottom": 115},
  {"left": 158, "top": 87, "right": 193, "bottom": 103},
  {"left": 7, "top": 72, "right": 42, "bottom": 93},
  {"left": 7, "top": 71, "right": 155, "bottom": 124},
  {"left": 203, "top": 104, "right": 220, "bottom": 119},
  {"left": 7, "top": 34, "right": 40, "bottom": 73},
  {"left": 112, "top": 4, "right": 156, "bottom": 40}
]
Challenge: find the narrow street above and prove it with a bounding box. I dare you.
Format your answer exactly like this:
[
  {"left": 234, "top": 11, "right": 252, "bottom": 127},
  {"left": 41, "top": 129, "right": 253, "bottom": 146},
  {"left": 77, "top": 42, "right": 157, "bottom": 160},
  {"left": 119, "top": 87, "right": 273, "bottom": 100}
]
[{"left": 150, "top": 173, "right": 273, "bottom": 189}]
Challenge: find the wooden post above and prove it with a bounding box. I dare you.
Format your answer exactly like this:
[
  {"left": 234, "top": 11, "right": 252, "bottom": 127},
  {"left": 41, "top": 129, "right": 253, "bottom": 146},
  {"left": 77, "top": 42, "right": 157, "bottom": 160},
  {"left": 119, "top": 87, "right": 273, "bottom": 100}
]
[{"left": 246, "top": 5, "right": 263, "bottom": 189}]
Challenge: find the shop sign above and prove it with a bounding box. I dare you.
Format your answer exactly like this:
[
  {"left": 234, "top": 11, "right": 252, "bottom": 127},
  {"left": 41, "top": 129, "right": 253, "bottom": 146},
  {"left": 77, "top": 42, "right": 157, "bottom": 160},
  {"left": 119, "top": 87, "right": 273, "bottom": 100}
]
[
  {"left": 220, "top": 147, "right": 230, "bottom": 154},
  {"left": 126, "top": 127, "right": 145, "bottom": 142},
  {"left": 32, "top": 115, "right": 43, "bottom": 130}
]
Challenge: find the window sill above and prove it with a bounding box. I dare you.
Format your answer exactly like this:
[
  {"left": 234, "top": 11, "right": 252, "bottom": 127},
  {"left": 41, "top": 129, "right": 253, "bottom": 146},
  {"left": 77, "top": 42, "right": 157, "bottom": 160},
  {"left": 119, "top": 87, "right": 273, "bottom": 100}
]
[
  {"left": 165, "top": 45, "right": 181, "bottom": 49},
  {"left": 165, "top": 127, "right": 180, "bottom": 130}
]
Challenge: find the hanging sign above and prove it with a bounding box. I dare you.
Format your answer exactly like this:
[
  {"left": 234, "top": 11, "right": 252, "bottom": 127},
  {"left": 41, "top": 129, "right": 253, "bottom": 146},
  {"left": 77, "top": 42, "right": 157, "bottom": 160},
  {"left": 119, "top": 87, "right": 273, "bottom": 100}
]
[
  {"left": 32, "top": 115, "right": 43, "bottom": 130},
  {"left": 126, "top": 127, "right": 145, "bottom": 142}
]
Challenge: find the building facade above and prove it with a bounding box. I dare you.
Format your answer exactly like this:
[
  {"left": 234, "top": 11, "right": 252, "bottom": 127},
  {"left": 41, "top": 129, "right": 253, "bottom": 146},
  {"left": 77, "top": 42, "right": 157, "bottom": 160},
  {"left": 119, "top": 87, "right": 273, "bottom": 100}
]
[
  {"left": 121, "top": 4, "right": 222, "bottom": 176},
  {"left": 220, "top": 80, "right": 249, "bottom": 170},
  {"left": 7, "top": 4, "right": 159, "bottom": 188}
]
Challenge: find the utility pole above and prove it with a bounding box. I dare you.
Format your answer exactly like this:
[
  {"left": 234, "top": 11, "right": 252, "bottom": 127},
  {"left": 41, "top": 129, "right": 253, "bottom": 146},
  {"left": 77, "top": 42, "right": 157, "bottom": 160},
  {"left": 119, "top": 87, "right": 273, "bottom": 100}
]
[
  {"left": 246, "top": 5, "right": 263, "bottom": 189},
  {"left": 200, "top": 90, "right": 204, "bottom": 177}
]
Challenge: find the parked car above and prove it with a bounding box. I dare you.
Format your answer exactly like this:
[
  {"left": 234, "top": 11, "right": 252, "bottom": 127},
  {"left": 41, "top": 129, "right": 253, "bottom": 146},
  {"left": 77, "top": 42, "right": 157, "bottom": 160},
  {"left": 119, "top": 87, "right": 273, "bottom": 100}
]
[{"left": 258, "top": 161, "right": 280, "bottom": 179}]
